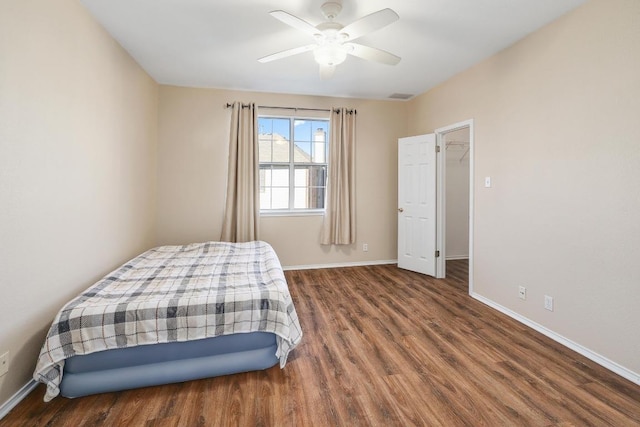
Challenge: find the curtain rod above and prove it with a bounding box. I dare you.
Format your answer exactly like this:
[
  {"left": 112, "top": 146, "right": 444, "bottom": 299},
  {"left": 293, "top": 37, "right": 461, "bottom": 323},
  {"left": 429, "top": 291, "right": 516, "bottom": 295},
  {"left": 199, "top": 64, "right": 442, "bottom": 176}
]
[{"left": 224, "top": 103, "right": 356, "bottom": 114}]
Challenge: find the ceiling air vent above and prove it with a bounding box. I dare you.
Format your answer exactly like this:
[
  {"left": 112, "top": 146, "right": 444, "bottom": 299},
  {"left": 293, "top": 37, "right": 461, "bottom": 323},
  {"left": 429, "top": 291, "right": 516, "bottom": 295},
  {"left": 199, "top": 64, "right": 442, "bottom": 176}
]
[{"left": 388, "top": 93, "right": 413, "bottom": 100}]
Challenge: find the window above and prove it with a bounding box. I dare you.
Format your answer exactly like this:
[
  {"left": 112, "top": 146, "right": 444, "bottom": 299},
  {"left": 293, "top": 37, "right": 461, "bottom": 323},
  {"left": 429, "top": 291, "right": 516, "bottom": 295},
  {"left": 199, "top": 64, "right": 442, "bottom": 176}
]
[{"left": 258, "top": 116, "right": 329, "bottom": 213}]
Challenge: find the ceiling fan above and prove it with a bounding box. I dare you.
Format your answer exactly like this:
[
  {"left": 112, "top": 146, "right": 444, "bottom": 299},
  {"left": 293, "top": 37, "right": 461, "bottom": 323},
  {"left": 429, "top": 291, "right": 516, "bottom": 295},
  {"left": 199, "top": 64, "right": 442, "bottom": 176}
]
[{"left": 258, "top": 1, "right": 401, "bottom": 79}]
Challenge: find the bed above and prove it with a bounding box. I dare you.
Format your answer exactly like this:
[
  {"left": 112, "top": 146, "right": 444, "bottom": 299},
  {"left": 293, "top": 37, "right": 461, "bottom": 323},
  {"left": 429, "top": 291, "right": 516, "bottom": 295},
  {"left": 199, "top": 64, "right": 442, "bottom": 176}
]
[{"left": 33, "top": 240, "right": 302, "bottom": 402}]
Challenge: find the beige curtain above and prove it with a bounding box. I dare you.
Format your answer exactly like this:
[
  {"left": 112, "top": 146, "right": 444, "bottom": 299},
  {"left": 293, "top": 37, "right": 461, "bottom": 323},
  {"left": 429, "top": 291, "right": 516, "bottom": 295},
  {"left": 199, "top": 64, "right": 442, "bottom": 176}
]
[
  {"left": 220, "top": 102, "right": 259, "bottom": 242},
  {"left": 321, "top": 108, "right": 356, "bottom": 245}
]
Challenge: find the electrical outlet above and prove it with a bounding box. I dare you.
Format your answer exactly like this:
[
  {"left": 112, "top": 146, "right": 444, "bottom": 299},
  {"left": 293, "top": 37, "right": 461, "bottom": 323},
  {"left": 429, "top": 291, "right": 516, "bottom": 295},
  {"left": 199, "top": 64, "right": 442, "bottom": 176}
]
[
  {"left": 362, "top": 243, "right": 369, "bottom": 252},
  {"left": 518, "top": 286, "right": 526, "bottom": 300},
  {"left": 0, "top": 351, "right": 8, "bottom": 377},
  {"left": 544, "top": 295, "right": 554, "bottom": 311}
]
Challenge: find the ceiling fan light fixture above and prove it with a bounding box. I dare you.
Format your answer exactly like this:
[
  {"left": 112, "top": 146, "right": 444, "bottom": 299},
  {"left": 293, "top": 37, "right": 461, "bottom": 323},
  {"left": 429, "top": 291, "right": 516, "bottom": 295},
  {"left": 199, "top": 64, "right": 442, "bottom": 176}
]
[
  {"left": 313, "top": 44, "right": 347, "bottom": 66},
  {"left": 261, "top": 5, "right": 400, "bottom": 74}
]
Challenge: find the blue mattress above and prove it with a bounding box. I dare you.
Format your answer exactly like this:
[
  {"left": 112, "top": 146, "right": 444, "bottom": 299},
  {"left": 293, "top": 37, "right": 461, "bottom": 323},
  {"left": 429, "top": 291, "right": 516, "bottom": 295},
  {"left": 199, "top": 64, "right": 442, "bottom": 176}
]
[{"left": 60, "top": 332, "right": 278, "bottom": 398}]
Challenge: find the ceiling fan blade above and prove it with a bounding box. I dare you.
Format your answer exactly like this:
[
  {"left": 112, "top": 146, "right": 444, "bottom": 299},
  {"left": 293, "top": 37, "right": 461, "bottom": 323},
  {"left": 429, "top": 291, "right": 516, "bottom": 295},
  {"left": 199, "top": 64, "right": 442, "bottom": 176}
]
[
  {"left": 319, "top": 64, "right": 336, "bottom": 80},
  {"left": 270, "top": 10, "right": 321, "bottom": 38},
  {"left": 258, "top": 44, "right": 317, "bottom": 63},
  {"left": 346, "top": 43, "right": 401, "bottom": 66},
  {"left": 340, "top": 8, "right": 399, "bottom": 41}
]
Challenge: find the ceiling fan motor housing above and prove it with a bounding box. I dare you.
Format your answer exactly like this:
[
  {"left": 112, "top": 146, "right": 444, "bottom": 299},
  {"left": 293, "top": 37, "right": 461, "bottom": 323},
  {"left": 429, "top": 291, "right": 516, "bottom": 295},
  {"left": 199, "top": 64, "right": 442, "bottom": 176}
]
[{"left": 316, "top": 21, "right": 345, "bottom": 38}]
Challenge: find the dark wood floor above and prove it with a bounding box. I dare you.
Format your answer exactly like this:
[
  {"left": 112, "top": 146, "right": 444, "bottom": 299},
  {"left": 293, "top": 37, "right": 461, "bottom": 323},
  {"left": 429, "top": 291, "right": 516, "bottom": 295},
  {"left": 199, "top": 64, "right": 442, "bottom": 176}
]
[{"left": 2, "top": 261, "right": 639, "bottom": 426}]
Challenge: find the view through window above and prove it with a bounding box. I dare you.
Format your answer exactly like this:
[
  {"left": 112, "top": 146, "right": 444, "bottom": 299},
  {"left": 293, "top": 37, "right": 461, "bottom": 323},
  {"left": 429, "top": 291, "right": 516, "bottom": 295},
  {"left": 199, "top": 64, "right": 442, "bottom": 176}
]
[{"left": 258, "top": 117, "right": 329, "bottom": 212}]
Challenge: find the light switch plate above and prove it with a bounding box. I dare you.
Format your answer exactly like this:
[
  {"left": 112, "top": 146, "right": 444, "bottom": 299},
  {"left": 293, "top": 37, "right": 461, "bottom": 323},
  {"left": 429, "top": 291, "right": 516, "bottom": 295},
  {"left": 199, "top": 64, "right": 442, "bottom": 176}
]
[{"left": 484, "top": 176, "right": 491, "bottom": 187}]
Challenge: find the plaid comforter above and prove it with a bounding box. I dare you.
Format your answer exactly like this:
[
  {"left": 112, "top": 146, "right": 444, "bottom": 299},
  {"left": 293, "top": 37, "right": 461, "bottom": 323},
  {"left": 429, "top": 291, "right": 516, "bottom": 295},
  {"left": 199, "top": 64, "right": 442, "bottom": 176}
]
[{"left": 33, "top": 241, "right": 302, "bottom": 402}]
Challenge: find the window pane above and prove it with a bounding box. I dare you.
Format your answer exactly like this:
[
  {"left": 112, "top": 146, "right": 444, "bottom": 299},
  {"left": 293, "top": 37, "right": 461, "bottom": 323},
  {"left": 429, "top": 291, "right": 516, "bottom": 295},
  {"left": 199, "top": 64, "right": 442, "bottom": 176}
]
[
  {"left": 311, "top": 121, "right": 328, "bottom": 164},
  {"left": 260, "top": 165, "right": 289, "bottom": 186},
  {"left": 271, "top": 137, "right": 290, "bottom": 163},
  {"left": 270, "top": 187, "right": 289, "bottom": 209},
  {"left": 312, "top": 165, "right": 328, "bottom": 187},
  {"left": 294, "top": 165, "right": 327, "bottom": 186},
  {"left": 309, "top": 187, "right": 326, "bottom": 209},
  {"left": 294, "top": 142, "right": 312, "bottom": 163},
  {"left": 260, "top": 187, "right": 290, "bottom": 210},
  {"left": 258, "top": 135, "right": 272, "bottom": 163},
  {"left": 271, "top": 167, "right": 289, "bottom": 186},
  {"left": 260, "top": 165, "right": 290, "bottom": 210},
  {"left": 259, "top": 188, "right": 271, "bottom": 208},
  {"left": 294, "top": 120, "right": 311, "bottom": 140},
  {"left": 259, "top": 117, "right": 290, "bottom": 140},
  {"left": 293, "top": 188, "right": 308, "bottom": 209},
  {"left": 260, "top": 167, "right": 269, "bottom": 187},
  {"left": 293, "top": 166, "right": 326, "bottom": 209},
  {"left": 293, "top": 186, "right": 325, "bottom": 209},
  {"left": 258, "top": 118, "right": 290, "bottom": 162},
  {"left": 294, "top": 167, "right": 309, "bottom": 187},
  {"left": 293, "top": 119, "right": 327, "bottom": 164},
  {"left": 271, "top": 118, "right": 290, "bottom": 140}
]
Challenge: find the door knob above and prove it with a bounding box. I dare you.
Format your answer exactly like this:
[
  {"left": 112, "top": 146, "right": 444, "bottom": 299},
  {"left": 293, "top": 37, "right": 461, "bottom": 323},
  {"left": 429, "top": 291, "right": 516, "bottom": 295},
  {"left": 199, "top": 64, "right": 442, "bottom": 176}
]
[{"left": 398, "top": 208, "right": 404, "bottom": 212}]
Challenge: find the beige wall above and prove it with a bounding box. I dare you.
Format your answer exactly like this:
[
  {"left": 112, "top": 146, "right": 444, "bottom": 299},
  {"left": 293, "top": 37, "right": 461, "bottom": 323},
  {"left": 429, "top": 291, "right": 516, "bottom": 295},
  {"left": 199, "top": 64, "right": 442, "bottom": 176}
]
[
  {"left": 408, "top": 0, "right": 640, "bottom": 376},
  {"left": 0, "top": 0, "right": 158, "bottom": 404},
  {"left": 157, "top": 86, "right": 407, "bottom": 267}
]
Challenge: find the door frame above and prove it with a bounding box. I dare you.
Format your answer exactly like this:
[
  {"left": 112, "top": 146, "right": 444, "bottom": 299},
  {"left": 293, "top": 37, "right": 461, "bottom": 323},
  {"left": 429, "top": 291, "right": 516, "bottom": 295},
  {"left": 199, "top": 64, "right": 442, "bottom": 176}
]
[{"left": 434, "top": 119, "right": 474, "bottom": 294}]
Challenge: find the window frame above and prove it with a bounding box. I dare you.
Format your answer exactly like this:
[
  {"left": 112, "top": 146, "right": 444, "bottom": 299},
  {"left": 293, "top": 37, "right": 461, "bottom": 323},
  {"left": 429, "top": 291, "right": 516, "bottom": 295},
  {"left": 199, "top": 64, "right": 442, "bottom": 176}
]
[{"left": 258, "top": 114, "right": 330, "bottom": 216}]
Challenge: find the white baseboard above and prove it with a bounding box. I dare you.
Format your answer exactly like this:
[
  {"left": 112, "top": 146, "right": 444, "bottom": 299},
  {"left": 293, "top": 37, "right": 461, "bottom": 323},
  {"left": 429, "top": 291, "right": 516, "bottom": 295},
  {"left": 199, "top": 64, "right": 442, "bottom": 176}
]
[
  {"left": 471, "top": 292, "right": 640, "bottom": 386},
  {"left": 0, "top": 379, "right": 38, "bottom": 420},
  {"left": 283, "top": 259, "right": 397, "bottom": 271},
  {"left": 445, "top": 255, "right": 469, "bottom": 261}
]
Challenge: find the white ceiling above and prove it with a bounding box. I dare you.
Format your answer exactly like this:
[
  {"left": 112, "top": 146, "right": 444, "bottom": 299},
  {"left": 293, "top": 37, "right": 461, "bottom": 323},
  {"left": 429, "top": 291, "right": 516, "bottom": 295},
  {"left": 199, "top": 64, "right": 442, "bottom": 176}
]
[{"left": 80, "top": 0, "right": 586, "bottom": 100}]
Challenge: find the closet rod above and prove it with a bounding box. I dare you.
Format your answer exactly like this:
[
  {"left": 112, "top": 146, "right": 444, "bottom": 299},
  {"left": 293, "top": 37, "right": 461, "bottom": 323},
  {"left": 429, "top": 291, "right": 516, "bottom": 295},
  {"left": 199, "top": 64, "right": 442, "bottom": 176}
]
[{"left": 445, "top": 141, "right": 469, "bottom": 149}]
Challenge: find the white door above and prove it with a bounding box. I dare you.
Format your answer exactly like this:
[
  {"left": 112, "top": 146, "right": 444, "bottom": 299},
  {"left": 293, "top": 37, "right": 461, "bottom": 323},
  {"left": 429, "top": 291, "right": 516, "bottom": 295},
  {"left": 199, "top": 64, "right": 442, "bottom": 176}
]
[{"left": 398, "top": 134, "right": 437, "bottom": 276}]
